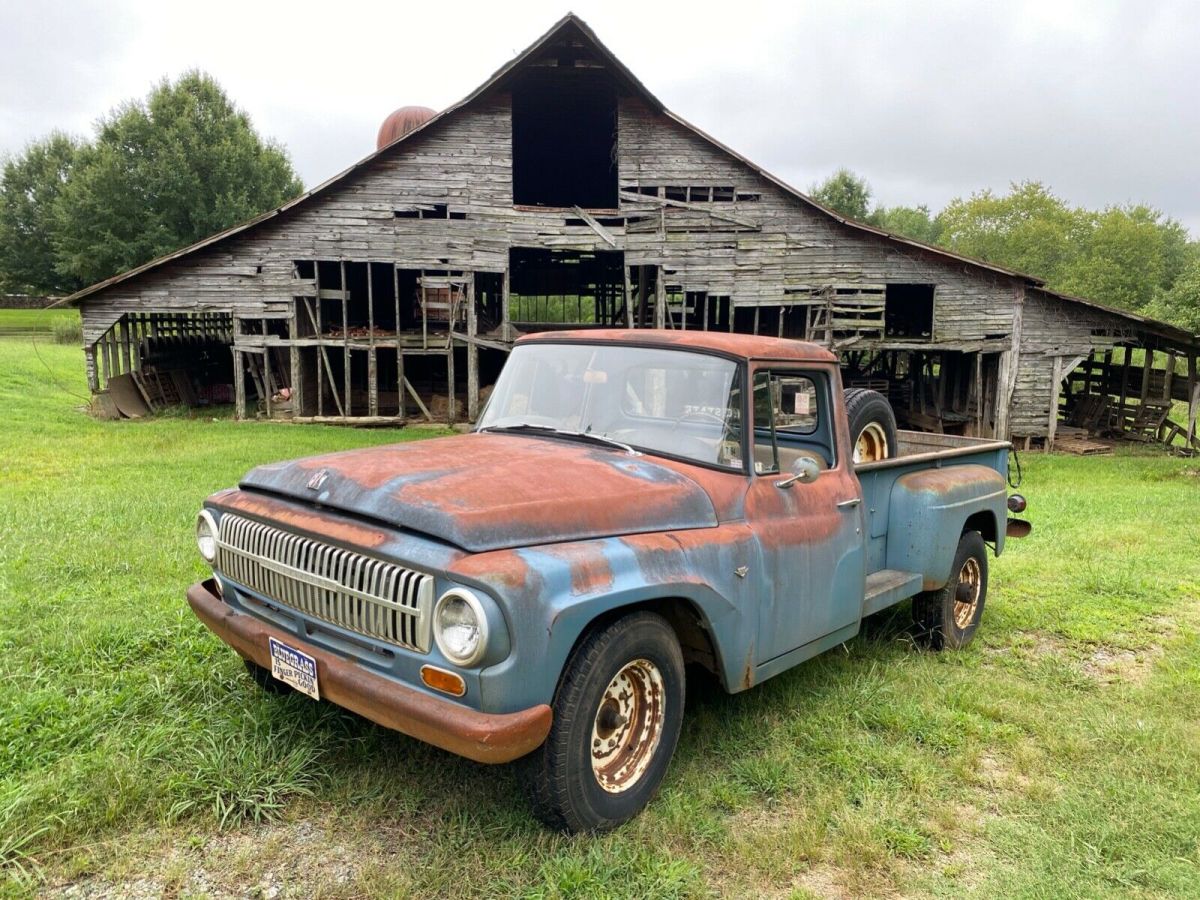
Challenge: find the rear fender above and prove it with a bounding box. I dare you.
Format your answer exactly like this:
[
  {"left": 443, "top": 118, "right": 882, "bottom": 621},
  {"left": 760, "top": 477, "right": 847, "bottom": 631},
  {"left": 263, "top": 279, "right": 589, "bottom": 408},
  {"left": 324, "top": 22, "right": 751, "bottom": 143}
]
[{"left": 885, "top": 465, "right": 1006, "bottom": 590}]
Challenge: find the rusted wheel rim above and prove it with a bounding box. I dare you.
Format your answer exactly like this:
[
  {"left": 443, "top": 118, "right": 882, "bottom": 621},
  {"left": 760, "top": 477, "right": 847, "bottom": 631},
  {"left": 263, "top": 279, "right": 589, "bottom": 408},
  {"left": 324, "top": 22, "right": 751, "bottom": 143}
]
[
  {"left": 953, "top": 557, "right": 982, "bottom": 628},
  {"left": 590, "top": 658, "right": 665, "bottom": 794},
  {"left": 853, "top": 423, "right": 889, "bottom": 463}
]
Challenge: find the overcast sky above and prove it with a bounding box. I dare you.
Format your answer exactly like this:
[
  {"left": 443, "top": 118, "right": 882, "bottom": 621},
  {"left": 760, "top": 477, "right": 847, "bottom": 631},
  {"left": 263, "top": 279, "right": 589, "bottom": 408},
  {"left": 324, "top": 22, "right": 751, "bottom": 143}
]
[{"left": 3, "top": 0, "right": 1197, "bottom": 234}]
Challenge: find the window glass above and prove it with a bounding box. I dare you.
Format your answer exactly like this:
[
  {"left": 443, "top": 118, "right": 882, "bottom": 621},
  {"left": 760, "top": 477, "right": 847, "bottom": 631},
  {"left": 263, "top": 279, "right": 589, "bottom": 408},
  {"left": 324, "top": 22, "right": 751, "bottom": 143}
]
[
  {"left": 752, "top": 371, "right": 824, "bottom": 475},
  {"left": 478, "top": 343, "right": 745, "bottom": 470}
]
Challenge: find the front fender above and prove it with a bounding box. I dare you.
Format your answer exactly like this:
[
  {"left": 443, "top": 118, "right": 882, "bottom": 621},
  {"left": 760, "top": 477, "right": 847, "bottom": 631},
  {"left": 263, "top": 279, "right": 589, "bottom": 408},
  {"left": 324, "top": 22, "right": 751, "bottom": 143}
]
[{"left": 446, "top": 526, "right": 757, "bottom": 712}]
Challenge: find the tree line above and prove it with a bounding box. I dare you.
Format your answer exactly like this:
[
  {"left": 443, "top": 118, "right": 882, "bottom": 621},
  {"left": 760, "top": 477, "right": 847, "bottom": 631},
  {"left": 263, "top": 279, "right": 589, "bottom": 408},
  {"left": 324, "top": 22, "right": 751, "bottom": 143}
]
[
  {"left": 0, "top": 72, "right": 303, "bottom": 297},
  {"left": 810, "top": 169, "right": 1200, "bottom": 332}
]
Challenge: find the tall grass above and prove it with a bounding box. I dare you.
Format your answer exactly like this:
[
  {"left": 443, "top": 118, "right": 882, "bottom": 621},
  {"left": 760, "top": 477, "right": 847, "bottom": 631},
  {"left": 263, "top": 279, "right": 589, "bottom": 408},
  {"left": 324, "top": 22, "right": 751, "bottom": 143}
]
[{"left": 1, "top": 335, "right": 1198, "bottom": 897}]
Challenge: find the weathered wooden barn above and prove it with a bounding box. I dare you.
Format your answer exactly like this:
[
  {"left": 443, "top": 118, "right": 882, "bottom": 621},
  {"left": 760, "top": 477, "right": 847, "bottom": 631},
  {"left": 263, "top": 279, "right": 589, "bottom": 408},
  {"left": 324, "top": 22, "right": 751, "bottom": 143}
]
[{"left": 65, "top": 14, "right": 1199, "bottom": 449}]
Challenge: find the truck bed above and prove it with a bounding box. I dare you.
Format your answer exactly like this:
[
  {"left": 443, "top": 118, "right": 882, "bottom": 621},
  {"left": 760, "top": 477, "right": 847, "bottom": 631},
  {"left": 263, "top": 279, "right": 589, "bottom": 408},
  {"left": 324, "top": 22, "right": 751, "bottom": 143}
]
[{"left": 854, "top": 430, "right": 1011, "bottom": 604}]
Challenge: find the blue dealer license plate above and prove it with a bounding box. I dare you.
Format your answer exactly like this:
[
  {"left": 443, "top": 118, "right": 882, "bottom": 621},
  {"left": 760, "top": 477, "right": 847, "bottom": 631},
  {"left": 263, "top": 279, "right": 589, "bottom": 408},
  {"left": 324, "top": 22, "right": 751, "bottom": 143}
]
[{"left": 268, "top": 637, "right": 320, "bottom": 700}]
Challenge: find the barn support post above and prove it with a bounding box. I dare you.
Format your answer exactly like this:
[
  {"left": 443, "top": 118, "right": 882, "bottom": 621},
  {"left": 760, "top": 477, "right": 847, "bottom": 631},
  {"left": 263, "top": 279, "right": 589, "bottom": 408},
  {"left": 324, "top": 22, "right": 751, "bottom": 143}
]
[
  {"left": 233, "top": 349, "right": 246, "bottom": 420},
  {"left": 1139, "top": 347, "right": 1154, "bottom": 403},
  {"left": 501, "top": 267, "right": 512, "bottom": 343},
  {"left": 994, "top": 287, "right": 1024, "bottom": 440},
  {"left": 1188, "top": 353, "right": 1198, "bottom": 448},
  {"left": 367, "top": 261, "right": 378, "bottom": 418},
  {"left": 394, "top": 264, "right": 405, "bottom": 420},
  {"left": 119, "top": 318, "right": 132, "bottom": 374},
  {"left": 654, "top": 269, "right": 666, "bottom": 329},
  {"left": 314, "top": 263, "right": 324, "bottom": 418},
  {"left": 340, "top": 260, "right": 351, "bottom": 419},
  {"left": 84, "top": 344, "right": 99, "bottom": 393},
  {"left": 467, "top": 279, "right": 479, "bottom": 422},
  {"left": 289, "top": 295, "right": 301, "bottom": 417},
  {"left": 1117, "top": 346, "right": 1132, "bottom": 423},
  {"left": 623, "top": 266, "right": 634, "bottom": 329}
]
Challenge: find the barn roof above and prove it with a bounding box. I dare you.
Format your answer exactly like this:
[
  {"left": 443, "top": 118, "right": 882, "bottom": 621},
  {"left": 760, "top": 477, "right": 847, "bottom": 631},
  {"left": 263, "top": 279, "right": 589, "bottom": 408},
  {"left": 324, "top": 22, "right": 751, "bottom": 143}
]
[{"left": 58, "top": 14, "right": 1199, "bottom": 349}]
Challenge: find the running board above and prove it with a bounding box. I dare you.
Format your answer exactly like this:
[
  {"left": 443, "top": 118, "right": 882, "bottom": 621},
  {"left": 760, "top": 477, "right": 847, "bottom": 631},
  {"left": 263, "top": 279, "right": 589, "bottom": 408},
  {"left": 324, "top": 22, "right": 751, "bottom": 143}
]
[{"left": 863, "top": 569, "right": 923, "bottom": 617}]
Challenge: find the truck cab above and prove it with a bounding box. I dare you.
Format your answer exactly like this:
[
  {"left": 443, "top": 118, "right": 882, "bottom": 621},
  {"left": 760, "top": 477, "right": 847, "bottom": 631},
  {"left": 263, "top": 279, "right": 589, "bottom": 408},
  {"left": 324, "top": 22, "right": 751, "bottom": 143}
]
[{"left": 187, "top": 329, "right": 1026, "bottom": 831}]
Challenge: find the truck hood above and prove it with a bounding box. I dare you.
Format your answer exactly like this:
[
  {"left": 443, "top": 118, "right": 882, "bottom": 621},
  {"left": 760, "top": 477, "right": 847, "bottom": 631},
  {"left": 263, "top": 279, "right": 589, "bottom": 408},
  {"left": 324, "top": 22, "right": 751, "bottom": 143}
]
[{"left": 238, "top": 432, "right": 719, "bottom": 552}]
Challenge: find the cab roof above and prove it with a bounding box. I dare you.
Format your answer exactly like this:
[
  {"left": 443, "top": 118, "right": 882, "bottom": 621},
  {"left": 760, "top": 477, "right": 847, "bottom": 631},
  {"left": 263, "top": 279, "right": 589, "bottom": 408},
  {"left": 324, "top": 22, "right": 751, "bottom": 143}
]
[{"left": 517, "top": 329, "right": 838, "bottom": 363}]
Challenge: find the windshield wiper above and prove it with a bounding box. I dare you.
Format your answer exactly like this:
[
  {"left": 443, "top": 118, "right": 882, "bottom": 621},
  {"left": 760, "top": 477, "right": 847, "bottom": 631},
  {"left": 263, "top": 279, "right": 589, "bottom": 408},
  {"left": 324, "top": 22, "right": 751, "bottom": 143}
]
[{"left": 479, "top": 424, "right": 638, "bottom": 455}]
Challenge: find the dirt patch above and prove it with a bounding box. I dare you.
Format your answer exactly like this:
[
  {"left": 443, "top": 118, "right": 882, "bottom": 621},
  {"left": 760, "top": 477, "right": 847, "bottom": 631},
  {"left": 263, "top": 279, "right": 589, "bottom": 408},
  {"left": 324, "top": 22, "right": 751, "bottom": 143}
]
[
  {"left": 792, "top": 863, "right": 854, "bottom": 899},
  {"left": 1081, "top": 644, "right": 1163, "bottom": 686},
  {"left": 46, "top": 820, "right": 372, "bottom": 899}
]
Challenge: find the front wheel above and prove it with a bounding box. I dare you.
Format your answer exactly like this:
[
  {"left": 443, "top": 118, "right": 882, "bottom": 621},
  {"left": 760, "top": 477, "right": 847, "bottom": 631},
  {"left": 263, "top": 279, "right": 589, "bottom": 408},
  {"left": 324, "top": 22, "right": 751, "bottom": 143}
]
[
  {"left": 912, "top": 531, "right": 988, "bottom": 650},
  {"left": 523, "top": 611, "right": 685, "bottom": 832}
]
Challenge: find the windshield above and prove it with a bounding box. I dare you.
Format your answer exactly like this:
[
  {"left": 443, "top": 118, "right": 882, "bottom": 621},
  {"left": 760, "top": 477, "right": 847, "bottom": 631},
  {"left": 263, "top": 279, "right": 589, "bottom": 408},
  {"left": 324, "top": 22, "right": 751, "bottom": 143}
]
[{"left": 477, "top": 343, "right": 745, "bottom": 470}]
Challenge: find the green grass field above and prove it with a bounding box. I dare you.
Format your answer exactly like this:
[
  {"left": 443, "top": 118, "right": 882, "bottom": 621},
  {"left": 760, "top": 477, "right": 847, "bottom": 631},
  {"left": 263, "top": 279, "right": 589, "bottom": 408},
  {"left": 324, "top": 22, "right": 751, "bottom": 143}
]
[
  {"left": 1, "top": 334, "right": 1198, "bottom": 898},
  {"left": 0, "top": 308, "right": 79, "bottom": 336}
]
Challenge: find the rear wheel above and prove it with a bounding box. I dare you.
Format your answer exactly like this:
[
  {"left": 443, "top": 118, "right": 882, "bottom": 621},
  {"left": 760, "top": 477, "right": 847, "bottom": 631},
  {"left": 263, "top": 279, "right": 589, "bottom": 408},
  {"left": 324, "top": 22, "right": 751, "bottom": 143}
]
[
  {"left": 523, "top": 611, "right": 685, "bottom": 832},
  {"left": 844, "top": 388, "right": 898, "bottom": 462},
  {"left": 912, "top": 531, "right": 988, "bottom": 650}
]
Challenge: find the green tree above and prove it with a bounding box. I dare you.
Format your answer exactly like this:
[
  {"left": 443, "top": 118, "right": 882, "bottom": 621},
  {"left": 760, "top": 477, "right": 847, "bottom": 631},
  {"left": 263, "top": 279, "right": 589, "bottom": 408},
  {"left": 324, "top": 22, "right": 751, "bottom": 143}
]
[
  {"left": 873, "top": 204, "right": 943, "bottom": 244},
  {"left": 810, "top": 168, "right": 873, "bottom": 220},
  {"left": 54, "top": 71, "right": 303, "bottom": 286},
  {"left": 1144, "top": 253, "right": 1200, "bottom": 332},
  {"left": 1058, "top": 205, "right": 1190, "bottom": 311},
  {"left": 937, "top": 181, "right": 1082, "bottom": 284},
  {"left": 0, "top": 132, "right": 83, "bottom": 295}
]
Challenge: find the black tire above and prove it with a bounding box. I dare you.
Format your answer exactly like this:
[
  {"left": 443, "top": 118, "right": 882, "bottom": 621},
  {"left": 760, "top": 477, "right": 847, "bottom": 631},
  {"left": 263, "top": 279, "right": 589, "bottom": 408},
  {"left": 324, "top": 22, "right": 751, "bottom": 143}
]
[
  {"left": 523, "top": 611, "right": 685, "bottom": 833},
  {"left": 844, "top": 388, "right": 898, "bottom": 462},
  {"left": 912, "top": 531, "right": 988, "bottom": 650},
  {"left": 243, "top": 658, "right": 293, "bottom": 694}
]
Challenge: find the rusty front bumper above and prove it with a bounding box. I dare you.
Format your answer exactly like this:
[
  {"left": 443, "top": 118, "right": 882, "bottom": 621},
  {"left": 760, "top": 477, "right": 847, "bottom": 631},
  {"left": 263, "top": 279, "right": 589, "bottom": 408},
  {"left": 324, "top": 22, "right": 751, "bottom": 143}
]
[{"left": 186, "top": 579, "right": 552, "bottom": 764}]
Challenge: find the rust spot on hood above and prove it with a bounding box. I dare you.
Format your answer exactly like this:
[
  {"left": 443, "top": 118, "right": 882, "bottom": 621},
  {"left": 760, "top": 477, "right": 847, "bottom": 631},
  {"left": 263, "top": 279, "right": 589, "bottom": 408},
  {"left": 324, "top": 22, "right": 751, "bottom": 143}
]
[{"left": 239, "top": 432, "right": 725, "bottom": 552}]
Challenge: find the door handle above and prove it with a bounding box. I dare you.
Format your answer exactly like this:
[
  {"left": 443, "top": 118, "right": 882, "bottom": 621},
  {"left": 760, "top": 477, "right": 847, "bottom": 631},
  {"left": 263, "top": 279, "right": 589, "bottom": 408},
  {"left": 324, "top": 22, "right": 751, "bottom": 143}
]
[{"left": 836, "top": 498, "right": 861, "bottom": 509}]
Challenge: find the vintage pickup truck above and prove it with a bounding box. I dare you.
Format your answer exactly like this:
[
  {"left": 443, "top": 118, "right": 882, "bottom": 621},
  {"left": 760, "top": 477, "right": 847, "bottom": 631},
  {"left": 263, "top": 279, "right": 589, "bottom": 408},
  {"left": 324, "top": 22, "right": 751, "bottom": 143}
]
[{"left": 187, "top": 330, "right": 1028, "bottom": 831}]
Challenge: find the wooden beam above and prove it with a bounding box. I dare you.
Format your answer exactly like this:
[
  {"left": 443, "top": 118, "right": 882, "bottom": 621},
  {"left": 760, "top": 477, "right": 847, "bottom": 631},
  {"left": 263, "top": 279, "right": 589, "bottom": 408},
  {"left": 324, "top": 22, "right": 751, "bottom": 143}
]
[
  {"left": 501, "top": 267, "right": 512, "bottom": 343},
  {"left": 395, "top": 264, "right": 405, "bottom": 421},
  {"left": 314, "top": 264, "right": 324, "bottom": 418},
  {"left": 404, "top": 377, "right": 434, "bottom": 421},
  {"left": 571, "top": 206, "right": 617, "bottom": 246},
  {"left": 467, "top": 279, "right": 479, "bottom": 422},
  {"left": 623, "top": 266, "right": 634, "bottom": 329},
  {"left": 654, "top": 270, "right": 665, "bottom": 329},
  {"left": 1139, "top": 347, "right": 1154, "bottom": 403},
  {"left": 341, "top": 260, "right": 351, "bottom": 418},
  {"left": 233, "top": 348, "right": 246, "bottom": 420},
  {"left": 1188, "top": 354, "right": 1198, "bottom": 449},
  {"left": 289, "top": 287, "right": 301, "bottom": 416},
  {"left": 367, "top": 261, "right": 378, "bottom": 418},
  {"left": 993, "top": 287, "right": 1023, "bottom": 440}
]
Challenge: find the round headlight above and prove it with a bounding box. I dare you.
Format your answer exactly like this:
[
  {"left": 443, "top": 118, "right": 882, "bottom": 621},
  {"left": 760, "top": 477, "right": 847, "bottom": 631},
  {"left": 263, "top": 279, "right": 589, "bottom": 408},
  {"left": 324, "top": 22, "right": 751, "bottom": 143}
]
[
  {"left": 434, "top": 589, "right": 488, "bottom": 667},
  {"left": 196, "top": 510, "right": 218, "bottom": 563}
]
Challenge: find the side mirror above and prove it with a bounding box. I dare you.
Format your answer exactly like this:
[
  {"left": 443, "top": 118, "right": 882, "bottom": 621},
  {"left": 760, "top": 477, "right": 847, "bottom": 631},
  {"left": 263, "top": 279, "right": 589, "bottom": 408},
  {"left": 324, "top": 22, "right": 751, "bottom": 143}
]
[{"left": 775, "top": 457, "right": 820, "bottom": 489}]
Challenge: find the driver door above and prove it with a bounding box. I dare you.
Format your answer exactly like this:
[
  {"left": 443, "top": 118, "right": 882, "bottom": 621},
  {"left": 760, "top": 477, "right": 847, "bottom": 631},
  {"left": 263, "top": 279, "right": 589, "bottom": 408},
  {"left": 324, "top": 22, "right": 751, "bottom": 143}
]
[{"left": 745, "top": 364, "right": 866, "bottom": 664}]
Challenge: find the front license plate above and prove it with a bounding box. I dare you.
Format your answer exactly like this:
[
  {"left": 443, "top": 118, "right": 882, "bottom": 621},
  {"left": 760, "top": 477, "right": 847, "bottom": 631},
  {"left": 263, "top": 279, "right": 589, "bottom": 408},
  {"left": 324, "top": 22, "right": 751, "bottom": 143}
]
[{"left": 268, "top": 637, "right": 320, "bottom": 700}]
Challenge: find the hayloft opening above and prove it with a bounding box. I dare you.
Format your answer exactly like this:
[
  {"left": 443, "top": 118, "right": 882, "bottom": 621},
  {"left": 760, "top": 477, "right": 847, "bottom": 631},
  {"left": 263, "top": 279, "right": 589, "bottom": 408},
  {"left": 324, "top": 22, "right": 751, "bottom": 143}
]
[
  {"left": 885, "top": 284, "right": 935, "bottom": 339},
  {"left": 511, "top": 69, "right": 617, "bottom": 208}
]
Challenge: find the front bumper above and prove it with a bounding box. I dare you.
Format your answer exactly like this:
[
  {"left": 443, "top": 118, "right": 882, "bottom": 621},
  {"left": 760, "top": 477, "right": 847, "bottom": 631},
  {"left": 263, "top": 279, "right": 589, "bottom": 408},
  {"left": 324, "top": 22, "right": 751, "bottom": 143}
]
[{"left": 187, "top": 579, "right": 552, "bottom": 764}]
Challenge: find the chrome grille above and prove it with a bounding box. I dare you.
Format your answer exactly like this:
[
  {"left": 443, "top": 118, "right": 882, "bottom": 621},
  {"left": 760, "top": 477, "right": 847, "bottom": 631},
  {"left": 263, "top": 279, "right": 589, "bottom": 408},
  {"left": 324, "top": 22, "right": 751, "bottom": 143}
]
[{"left": 215, "top": 512, "right": 433, "bottom": 652}]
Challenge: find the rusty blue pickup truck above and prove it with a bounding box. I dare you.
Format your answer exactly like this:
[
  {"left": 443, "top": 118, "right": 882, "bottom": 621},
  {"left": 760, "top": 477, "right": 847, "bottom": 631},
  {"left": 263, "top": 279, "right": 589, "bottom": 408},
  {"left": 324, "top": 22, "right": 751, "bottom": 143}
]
[{"left": 188, "top": 329, "right": 1028, "bottom": 831}]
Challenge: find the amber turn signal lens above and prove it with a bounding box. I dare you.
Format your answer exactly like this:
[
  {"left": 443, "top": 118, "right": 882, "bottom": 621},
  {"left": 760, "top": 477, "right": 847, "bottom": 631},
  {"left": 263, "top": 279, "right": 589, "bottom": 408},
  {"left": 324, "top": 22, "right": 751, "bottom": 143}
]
[
  {"left": 1007, "top": 493, "right": 1027, "bottom": 513},
  {"left": 421, "top": 665, "right": 466, "bottom": 697}
]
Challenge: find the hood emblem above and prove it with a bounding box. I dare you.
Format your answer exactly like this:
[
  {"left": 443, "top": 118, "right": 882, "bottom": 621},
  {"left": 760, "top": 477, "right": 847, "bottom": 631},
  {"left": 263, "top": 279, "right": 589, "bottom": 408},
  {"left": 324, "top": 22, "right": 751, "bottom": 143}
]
[{"left": 306, "top": 469, "right": 329, "bottom": 491}]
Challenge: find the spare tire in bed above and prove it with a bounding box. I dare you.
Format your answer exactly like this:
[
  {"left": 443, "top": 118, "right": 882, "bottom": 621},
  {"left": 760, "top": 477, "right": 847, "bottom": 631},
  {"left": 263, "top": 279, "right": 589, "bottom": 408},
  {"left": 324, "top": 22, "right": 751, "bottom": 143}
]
[{"left": 844, "top": 388, "right": 898, "bottom": 462}]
